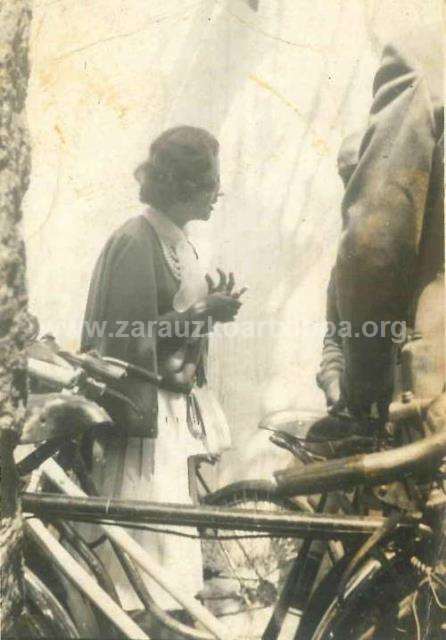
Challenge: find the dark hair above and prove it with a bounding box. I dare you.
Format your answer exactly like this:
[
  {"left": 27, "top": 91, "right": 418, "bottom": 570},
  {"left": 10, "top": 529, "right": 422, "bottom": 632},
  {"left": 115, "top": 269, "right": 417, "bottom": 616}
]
[{"left": 135, "top": 126, "right": 219, "bottom": 211}]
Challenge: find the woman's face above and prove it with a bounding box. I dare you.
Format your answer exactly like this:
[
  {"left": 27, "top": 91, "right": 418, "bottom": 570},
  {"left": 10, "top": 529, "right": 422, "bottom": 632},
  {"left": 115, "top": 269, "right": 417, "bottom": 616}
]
[{"left": 186, "top": 154, "right": 221, "bottom": 222}]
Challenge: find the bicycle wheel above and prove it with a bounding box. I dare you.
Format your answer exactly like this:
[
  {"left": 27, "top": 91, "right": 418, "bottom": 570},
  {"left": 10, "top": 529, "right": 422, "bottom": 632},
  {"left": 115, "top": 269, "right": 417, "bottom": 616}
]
[
  {"left": 300, "top": 552, "right": 445, "bottom": 640},
  {"left": 7, "top": 567, "right": 80, "bottom": 639},
  {"left": 200, "top": 480, "right": 306, "bottom": 618}
]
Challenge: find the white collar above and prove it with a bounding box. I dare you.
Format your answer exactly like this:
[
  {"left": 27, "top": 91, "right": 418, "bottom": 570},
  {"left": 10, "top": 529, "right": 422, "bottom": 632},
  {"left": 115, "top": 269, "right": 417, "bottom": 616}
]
[
  {"left": 143, "top": 208, "right": 206, "bottom": 311},
  {"left": 144, "top": 208, "right": 186, "bottom": 247}
]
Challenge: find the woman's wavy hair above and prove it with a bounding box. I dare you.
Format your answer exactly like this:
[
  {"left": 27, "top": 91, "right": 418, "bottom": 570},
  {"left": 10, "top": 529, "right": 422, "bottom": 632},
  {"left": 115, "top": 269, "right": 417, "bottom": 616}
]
[{"left": 135, "top": 126, "right": 219, "bottom": 211}]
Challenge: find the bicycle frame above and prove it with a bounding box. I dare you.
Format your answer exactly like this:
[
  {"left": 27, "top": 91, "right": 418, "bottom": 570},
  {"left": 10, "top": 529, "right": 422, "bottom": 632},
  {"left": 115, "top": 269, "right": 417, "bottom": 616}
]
[
  {"left": 23, "top": 491, "right": 408, "bottom": 540},
  {"left": 21, "top": 372, "right": 444, "bottom": 639},
  {"left": 27, "top": 457, "right": 239, "bottom": 640},
  {"left": 25, "top": 518, "right": 149, "bottom": 639},
  {"left": 275, "top": 396, "right": 445, "bottom": 495},
  {"left": 22, "top": 351, "right": 443, "bottom": 639},
  {"left": 21, "top": 456, "right": 425, "bottom": 640}
]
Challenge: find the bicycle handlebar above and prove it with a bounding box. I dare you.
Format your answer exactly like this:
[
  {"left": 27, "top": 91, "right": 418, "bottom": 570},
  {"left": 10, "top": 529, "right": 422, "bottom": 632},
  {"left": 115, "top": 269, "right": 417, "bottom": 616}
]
[
  {"left": 28, "top": 353, "right": 163, "bottom": 389},
  {"left": 59, "top": 352, "right": 163, "bottom": 386},
  {"left": 275, "top": 396, "right": 446, "bottom": 496},
  {"left": 28, "top": 358, "right": 84, "bottom": 388},
  {"left": 59, "top": 352, "right": 126, "bottom": 381}
]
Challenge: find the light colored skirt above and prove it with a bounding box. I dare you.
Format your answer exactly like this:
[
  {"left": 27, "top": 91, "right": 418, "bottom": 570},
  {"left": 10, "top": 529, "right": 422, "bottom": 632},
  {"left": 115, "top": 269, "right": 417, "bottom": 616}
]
[{"left": 87, "top": 386, "right": 231, "bottom": 611}]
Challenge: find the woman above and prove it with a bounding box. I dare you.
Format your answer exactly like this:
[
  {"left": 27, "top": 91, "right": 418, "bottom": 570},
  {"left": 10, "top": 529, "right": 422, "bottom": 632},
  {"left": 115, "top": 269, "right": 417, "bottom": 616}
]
[{"left": 81, "top": 126, "right": 243, "bottom": 613}]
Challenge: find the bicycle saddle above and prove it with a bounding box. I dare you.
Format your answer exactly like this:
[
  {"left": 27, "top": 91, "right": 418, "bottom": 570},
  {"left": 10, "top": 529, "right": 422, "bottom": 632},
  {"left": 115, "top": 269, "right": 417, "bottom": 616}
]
[
  {"left": 260, "top": 410, "right": 375, "bottom": 459},
  {"left": 21, "top": 394, "right": 112, "bottom": 444},
  {"left": 259, "top": 409, "right": 326, "bottom": 438}
]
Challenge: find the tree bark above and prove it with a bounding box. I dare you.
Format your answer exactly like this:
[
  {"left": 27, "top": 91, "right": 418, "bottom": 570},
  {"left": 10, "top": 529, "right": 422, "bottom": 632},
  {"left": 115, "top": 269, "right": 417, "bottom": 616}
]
[{"left": 0, "top": 0, "right": 32, "bottom": 633}]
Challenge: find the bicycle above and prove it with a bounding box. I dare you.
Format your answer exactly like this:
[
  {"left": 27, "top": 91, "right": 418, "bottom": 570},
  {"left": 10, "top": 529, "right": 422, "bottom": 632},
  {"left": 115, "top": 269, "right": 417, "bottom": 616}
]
[
  {"left": 12, "top": 343, "right": 159, "bottom": 640},
  {"left": 60, "top": 392, "right": 444, "bottom": 640},
  {"left": 276, "top": 393, "right": 446, "bottom": 639},
  {"left": 14, "top": 340, "right": 312, "bottom": 639},
  {"left": 14, "top": 340, "right": 373, "bottom": 639},
  {"left": 24, "top": 395, "right": 446, "bottom": 639},
  {"left": 14, "top": 348, "right": 310, "bottom": 637},
  {"left": 15, "top": 338, "right": 446, "bottom": 639}
]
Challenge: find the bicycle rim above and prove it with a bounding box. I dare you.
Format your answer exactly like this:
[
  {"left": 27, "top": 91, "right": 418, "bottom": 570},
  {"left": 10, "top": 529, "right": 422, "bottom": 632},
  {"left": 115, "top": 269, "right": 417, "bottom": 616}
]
[
  {"left": 201, "top": 480, "right": 303, "bottom": 617},
  {"left": 23, "top": 567, "right": 79, "bottom": 638},
  {"left": 310, "top": 558, "right": 430, "bottom": 640}
]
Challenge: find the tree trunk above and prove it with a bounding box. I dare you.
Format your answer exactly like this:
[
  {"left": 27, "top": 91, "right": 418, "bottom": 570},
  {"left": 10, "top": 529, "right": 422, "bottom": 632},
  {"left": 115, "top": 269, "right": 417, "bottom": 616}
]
[{"left": 0, "top": 0, "right": 32, "bottom": 633}]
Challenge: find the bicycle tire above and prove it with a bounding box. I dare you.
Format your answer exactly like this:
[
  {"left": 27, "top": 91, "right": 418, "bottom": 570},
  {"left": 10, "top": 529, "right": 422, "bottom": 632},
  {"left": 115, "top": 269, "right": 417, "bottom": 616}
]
[
  {"left": 202, "top": 479, "right": 298, "bottom": 509},
  {"left": 293, "top": 552, "right": 353, "bottom": 640},
  {"left": 24, "top": 527, "right": 102, "bottom": 638},
  {"left": 201, "top": 480, "right": 304, "bottom": 619},
  {"left": 297, "top": 552, "right": 443, "bottom": 640},
  {"left": 19, "top": 567, "right": 80, "bottom": 639}
]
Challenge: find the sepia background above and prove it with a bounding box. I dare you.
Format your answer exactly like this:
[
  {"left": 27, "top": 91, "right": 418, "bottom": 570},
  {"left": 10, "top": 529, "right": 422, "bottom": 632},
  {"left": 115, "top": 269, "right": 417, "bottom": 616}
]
[{"left": 24, "top": 0, "right": 442, "bottom": 483}]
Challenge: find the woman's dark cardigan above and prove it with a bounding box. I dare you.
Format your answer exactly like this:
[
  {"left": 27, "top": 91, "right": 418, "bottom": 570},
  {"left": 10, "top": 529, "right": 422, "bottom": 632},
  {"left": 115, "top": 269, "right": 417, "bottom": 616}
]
[{"left": 81, "top": 214, "right": 200, "bottom": 438}]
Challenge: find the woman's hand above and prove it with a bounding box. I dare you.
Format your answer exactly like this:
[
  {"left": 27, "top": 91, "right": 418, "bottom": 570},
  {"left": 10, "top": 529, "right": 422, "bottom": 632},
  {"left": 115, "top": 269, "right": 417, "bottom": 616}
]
[
  {"left": 192, "top": 293, "right": 241, "bottom": 324},
  {"left": 206, "top": 269, "right": 247, "bottom": 300},
  {"left": 206, "top": 268, "right": 232, "bottom": 294}
]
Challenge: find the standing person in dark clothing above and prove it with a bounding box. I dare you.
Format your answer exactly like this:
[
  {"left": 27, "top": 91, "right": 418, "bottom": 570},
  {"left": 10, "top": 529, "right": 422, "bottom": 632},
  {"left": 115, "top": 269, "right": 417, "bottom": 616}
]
[
  {"left": 81, "top": 126, "right": 243, "bottom": 612},
  {"left": 317, "top": 132, "right": 362, "bottom": 412},
  {"left": 334, "top": 25, "right": 444, "bottom": 417}
]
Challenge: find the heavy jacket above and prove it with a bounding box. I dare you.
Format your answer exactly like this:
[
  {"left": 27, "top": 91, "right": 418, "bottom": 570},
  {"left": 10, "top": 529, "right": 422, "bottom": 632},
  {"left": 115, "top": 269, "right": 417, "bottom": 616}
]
[{"left": 335, "top": 24, "right": 444, "bottom": 411}]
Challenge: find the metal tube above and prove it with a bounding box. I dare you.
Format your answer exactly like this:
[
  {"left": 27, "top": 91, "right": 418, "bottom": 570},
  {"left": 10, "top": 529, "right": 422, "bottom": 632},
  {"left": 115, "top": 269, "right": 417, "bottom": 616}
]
[
  {"left": 22, "top": 492, "right": 390, "bottom": 539},
  {"left": 275, "top": 427, "right": 446, "bottom": 495},
  {"left": 53, "top": 519, "right": 120, "bottom": 603},
  {"left": 38, "top": 458, "right": 235, "bottom": 640},
  {"left": 27, "top": 357, "right": 81, "bottom": 388},
  {"left": 26, "top": 519, "right": 149, "bottom": 639}
]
